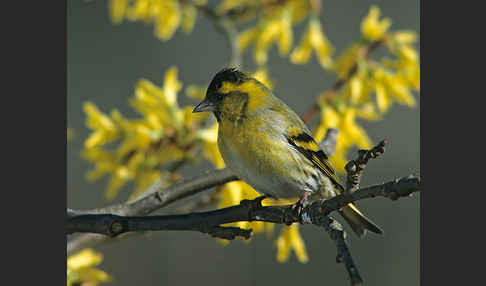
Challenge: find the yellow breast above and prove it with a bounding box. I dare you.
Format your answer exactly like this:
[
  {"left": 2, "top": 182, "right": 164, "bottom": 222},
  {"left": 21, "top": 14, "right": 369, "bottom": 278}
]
[{"left": 217, "top": 117, "right": 290, "bottom": 178}]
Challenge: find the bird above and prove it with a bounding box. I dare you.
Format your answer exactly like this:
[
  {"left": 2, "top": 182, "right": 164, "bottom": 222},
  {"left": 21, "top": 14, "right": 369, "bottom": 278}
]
[{"left": 193, "top": 67, "right": 382, "bottom": 238}]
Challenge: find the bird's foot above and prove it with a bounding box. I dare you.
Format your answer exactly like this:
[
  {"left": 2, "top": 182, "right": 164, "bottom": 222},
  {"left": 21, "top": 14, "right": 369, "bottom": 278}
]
[{"left": 292, "top": 192, "right": 311, "bottom": 217}]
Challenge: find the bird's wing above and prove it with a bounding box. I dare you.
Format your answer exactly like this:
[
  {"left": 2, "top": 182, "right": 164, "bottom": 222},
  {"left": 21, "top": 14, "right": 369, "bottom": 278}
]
[
  {"left": 267, "top": 94, "right": 345, "bottom": 191},
  {"left": 285, "top": 129, "right": 344, "bottom": 192}
]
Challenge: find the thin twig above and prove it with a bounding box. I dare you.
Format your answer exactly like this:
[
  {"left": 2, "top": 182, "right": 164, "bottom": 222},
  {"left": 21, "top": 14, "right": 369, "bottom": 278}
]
[
  {"left": 345, "top": 139, "right": 387, "bottom": 192},
  {"left": 196, "top": 4, "right": 242, "bottom": 68}
]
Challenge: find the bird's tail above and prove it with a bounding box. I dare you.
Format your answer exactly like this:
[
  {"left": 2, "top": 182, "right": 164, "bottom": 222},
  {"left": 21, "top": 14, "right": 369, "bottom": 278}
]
[{"left": 339, "top": 203, "right": 383, "bottom": 238}]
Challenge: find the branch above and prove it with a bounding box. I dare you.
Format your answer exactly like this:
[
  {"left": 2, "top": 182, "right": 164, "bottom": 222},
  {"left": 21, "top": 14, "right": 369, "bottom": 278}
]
[
  {"left": 68, "top": 138, "right": 420, "bottom": 286},
  {"left": 345, "top": 139, "right": 387, "bottom": 192},
  {"left": 67, "top": 129, "right": 338, "bottom": 254},
  {"left": 67, "top": 174, "right": 420, "bottom": 237},
  {"left": 67, "top": 168, "right": 236, "bottom": 254}
]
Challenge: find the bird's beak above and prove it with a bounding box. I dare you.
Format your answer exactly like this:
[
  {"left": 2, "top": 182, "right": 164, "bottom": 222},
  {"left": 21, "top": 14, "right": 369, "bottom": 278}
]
[{"left": 193, "top": 98, "right": 216, "bottom": 113}]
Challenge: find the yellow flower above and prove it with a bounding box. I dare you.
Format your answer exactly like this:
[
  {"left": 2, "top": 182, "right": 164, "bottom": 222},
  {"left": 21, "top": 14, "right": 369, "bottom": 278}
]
[
  {"left": 109, "top": 0, "right": 193, "bottom": 42},
  {"left": 68, "top": 249, "right": 103, "bottom": 270},
  {"left": 356, "top": 102, "right": 380, "bottom": 121},
  {"left": 341, "top": 108, "right": 372, "bottom": 149},
  {"left": 217, "top": 0, "right": 255, "bottom": 14},
  {"left": 361, "top": 5, "right": 391, "bottom": 41},
  {"left": 83, "top": 102, "right": 119, "bottom": 148},
  {"left": 314, "top": 106, "right": 372, "bottom": 172},
  {"left": 238, "top": 26, "right": 260, "bottom": 53},
  {"left": 276, "top": 224, "right": 308, "bottom": 263},
  {"left": 290, "top": 17, "right": 334, "bottom": 69},
  {"left": 154, "top": 0, "right": 181, "bottom": 41},
  {"left": 109, "top": 0, "right": 128, "bottom": 24},
  {"left": 106, "top": 166, "right": 133, "bottom": 200},
  {"left": 313, "top": 104, "right": 340, "bottom": 141},
  {"left": 393, "top": 30, "right": 417, "bottom": 45},
  {"left": 67, "top": 249, "right": 112, "bottom": 286},
  {"left": 373, "top": 68, "right": 416, "bottom": 112},
  {"left": 130, "top": 66, "right": 182, "bottom": 126},
  {"left": 402, "top": 61, "right": 420, "bottom": 91},
  {"left": 398, "top": 45, "right": 418, "bottom": 65},
  {"left": 181, "top": 4, "right": 197, "bottom": 34},
  {"left": 125, "top": 0, "right": 152, "bottom": 22},
  {"left": 254, "top": 10, "right": 293, "bottom": 65},
  {"left": 162, "top": 66, "right": 182, "bottom": 107},
  {"left": 342, "top": 72, "right": 373, "bottom": 105},
  {"left": 333, "top": 44, "right": 361, "bottom": 79},
  {"left": 286, "top": 0, "right": 311, "bottom": 23},
  {"left": 199, "top": 123, "right": 225, "bottom": 169},
  {"left": 83, "top": 66, "right": 216, "bottom": 201},
  {"left": 373, "top": 79, "right": 390, "bottom": 112}
]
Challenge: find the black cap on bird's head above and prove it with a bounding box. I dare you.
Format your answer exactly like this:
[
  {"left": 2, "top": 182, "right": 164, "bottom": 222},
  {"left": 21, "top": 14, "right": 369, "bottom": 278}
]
[{"left": 192, "top": 67, "right": 250, "bottom": 113}]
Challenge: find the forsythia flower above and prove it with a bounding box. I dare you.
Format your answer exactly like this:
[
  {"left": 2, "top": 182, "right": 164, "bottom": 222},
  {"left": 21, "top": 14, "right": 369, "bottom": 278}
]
[
  {"left": 198, "top": 123, "right": 226, "bottom": 169},
  {"left": 290, "top": 17, "right": 334, "bottom": 69},
  {"left": 217, "top": 0, "right": 257, "bottom": 14},
  {"left": 361, "top": 5, "right": 391, "bottom": 41},
  {"left": 154, "top": 0, "right": 181, "bottom": 40},
  {"left": 254, "top": 11, "right": 293, "bottom": 65},
  {"left": 314, "top": 106, "right": 373, "bottom": 172},
  {"left": 372, "top": 68, "right": 416, "bottom": 113},
  {"left": 333, "top": 44, "right": 361, "bottom": 79},
  {"left": 276, "top": 224, "right": 308, "bottom": 263},
  {"left": 108, "top": 0, "right": 206, "bottom": 41},
  {"left": 181, "top": 3, "right": 197, "bottom": 34},
  {"left": 109, "top": 0, "right": 128, "bottom": 24},
  {"left": 83, "top": 66, "right": 212, "bottom": 200},
  {"left": 236, "top": 0, "right": 313, "bottom": 66},
  {"left": 83, "top": 102, "right": 119, "bottom": 149},
  {"left": 67, "top": 249, "right": 111, "bottom": 286}
]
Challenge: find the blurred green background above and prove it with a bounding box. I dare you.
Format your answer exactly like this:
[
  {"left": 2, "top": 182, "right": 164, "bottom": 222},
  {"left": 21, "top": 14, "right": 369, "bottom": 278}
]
[{"left": 67, "top": 0, "right": 419, "bottom": 285}]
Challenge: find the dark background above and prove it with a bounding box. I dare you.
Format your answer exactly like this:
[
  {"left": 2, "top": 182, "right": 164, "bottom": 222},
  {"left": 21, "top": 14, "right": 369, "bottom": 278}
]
[{"left": 67, "top": 0, "right": 419, "bottom": 285}]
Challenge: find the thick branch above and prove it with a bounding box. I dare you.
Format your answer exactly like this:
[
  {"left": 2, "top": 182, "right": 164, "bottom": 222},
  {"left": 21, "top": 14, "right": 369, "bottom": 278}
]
[
  {"left": 67, "top": 174, "right": 420, "bottom": 237},
  {"left": 68, "top": 173, "right": 418, "bottom": 286},
  {"left": 68, "top": 138, "right": 419, "bottom": 286},
  {"left": 67, "top": 129, "right": 338, "bottom": 254}
]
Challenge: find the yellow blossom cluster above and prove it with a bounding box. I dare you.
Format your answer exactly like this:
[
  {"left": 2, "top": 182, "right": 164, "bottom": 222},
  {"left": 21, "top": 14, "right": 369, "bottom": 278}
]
[
  {"left": 311, "top": 5, "right": 420, "bottom": 172},
  {"left": 234, "top": 0, "right": 331, "bottom": 68},
  {"left": 67, "top": 249, "right": 111, "bottom": 286},
  {"left": 108, "top": 0, "right": 207, "bottom": 41},
  {"left": 83, "top": 66, "right": 213, "bottom": 200}
]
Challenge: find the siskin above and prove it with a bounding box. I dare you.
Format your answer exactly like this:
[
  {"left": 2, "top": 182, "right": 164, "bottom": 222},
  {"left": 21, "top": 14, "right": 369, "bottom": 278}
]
[{"left": 193, "top": 68, "right": 382, "bottom": 238}]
